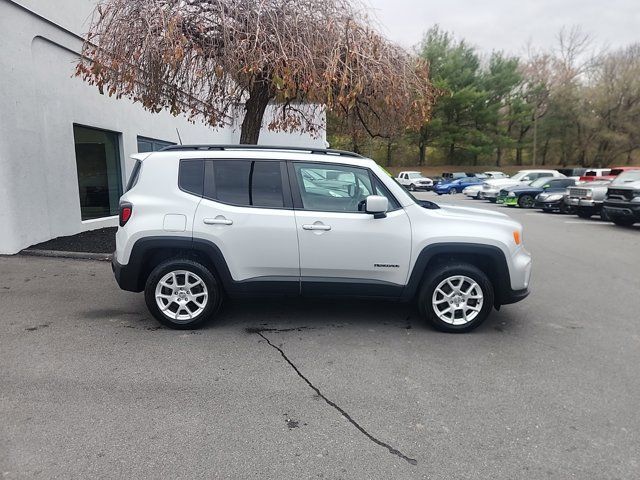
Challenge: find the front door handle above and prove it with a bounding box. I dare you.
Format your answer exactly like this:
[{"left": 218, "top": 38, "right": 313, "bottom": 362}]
[
  {"left": 204, "top": 217, "right": 233, "bottom": 226},
  {"left": 302, "top": 224, "right": 331, "bottom": 231}
]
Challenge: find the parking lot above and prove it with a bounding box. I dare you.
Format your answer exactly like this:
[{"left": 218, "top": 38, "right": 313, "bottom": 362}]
[{"left": 1, "top": 192, "right": 639, "bottom": 479}]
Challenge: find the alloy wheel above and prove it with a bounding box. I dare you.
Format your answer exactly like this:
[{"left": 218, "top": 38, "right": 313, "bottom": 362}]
[
  {"left": 431, "top": 275, "right": 484, "bottom": 325},
  {"left": 154, "top": 270, "right": 209, "bottom": 323}
]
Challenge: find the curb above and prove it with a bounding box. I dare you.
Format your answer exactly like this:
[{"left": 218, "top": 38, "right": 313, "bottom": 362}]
[{"left": 20, "top": 249, "right": 113, "bottom": 262}]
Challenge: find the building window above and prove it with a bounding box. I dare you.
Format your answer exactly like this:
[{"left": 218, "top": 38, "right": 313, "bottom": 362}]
[
  {"left": 73, "top": 125, "right": 123, "bottom": 220},
  {"left": 137, "top": 136, "right": 175, "bottom": 153}
]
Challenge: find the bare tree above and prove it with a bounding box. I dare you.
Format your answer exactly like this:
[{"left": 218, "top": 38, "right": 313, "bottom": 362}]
[{"left": 76, "top": 0, "right": 436, "bottom": 144}]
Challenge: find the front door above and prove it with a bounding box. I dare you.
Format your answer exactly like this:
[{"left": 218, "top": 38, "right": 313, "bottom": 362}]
[{"left": 290, "top": 162, "right": 412, "bottom": 297}]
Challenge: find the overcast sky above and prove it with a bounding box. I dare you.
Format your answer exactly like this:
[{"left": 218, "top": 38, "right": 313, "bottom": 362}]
[{"left": 365, "top": 0, "right": 639, "bottom": 55}]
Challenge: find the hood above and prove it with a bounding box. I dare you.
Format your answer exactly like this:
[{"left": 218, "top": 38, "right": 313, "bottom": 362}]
[
  {"left": 507, "top": 186, "right": 542, "bottom": 194},
  {"left": 484, "top": 178, "right": 523, "bottom": 187},
  {"left": 433, "top": 203, "right": 516, "bottom": 224}
]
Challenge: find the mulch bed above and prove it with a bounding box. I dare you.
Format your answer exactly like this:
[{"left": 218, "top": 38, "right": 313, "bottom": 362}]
[{"left": 26, "top": 227, "right": 117, "bottom": 254}]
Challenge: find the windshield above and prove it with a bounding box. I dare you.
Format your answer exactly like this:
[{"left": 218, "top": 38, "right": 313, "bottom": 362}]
[
  {"left": 511, "top": 172, "right": 529, "bottom": 181},
  {"left": 407, "top": 172, "right": 422, "bottom": 179},
  {"left": 612, "top": 170, "right": 640, "bottom": 184},
  {"left": 530, "top": 177, "right": 553, "bottom": 188}
]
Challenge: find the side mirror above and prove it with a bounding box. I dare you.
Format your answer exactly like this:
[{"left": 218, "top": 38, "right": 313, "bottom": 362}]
[{"left": 365, "top": 195, "right": 388, "bottom": 218}]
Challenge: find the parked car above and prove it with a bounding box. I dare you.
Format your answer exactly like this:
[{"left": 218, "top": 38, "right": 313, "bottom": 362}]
[
  {"left": 434, "top": 176, "right": 485, "bottom": 195},
  {"left": 112, "top": 145, "right": 531, "bottom": 332},
  {"left": 602, "top": 170, "right": 640, "bottom": 226},
  {"left": 463, "top": 184, "right": 484, "bottom": 199},
  {"left": 578, "top": 167, "right": 638, "bottom": 183},
  {"left": 497, "top": 178, "right": 576, "bottom": 208},
  {"left": 566, "top": 180, "right": 613, "bottom": 219},
  {"left": 480, "top": 169, "right": 565, "bottom": 202},
  {"left": 441, "top": 172, "right": 478, "bottom": 184},
  {"left": 483, "top": 171, "right": 509, "bottom": 179},
  {"left": 396, "top": 171, "right": 433, "bottom": 191},
  {"left": 558, "top": 168, "right": 587, "bottom": 180},
  {"left": 535, "top": 190, "right": 572, "bottom": 214}
]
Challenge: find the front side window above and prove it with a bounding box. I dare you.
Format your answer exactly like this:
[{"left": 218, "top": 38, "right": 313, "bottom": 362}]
[
  {"left": 294, "top": 163, "right": 401, "bottom": 213},
  {"left": 294, "top": 163, "right": 373, "bottom": 212},
  {"left": 73, "top": 124, "right": 122, "bottom": 220},
  {"left": 205, "top": 160, "right": 285, "bottom": 208}
]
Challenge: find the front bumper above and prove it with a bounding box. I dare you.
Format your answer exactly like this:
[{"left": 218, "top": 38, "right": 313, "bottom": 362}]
[
  {"left": 535, "top": 199, "right": 563, "bottom": 210},
  {"left": 603, "top": 200, "right": 640, "bottom": 220}
]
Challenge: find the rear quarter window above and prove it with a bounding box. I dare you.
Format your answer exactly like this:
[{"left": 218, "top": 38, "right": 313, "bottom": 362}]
[{"left": 179, "top": 159, "right": 205, "bottom": 196}]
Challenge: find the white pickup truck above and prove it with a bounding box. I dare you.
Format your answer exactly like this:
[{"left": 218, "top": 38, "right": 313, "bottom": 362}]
[{"left": 396, "top": 171, "right": 433, "bottom": 191}]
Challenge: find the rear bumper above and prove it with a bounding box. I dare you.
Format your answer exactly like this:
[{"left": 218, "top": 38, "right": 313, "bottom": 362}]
[{"left": 112, "top": 255, "right": 142, "bottom": 292}]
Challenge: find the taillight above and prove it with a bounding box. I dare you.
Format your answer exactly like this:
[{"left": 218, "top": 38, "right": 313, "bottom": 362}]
[{"left": 119, "top": 202, "right": 133, "bottom": 227}]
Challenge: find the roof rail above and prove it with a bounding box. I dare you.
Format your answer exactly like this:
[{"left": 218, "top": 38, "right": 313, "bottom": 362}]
[{"left": 159, "top": 144, "right": 363, "bottom": 158}]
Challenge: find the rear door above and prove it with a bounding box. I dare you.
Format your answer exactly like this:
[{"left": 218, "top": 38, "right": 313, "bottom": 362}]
[
  {"left": 289, "top": 161, "right": 412, "bottom": 297},
  {"left": 193, "top": 159, "right": 300, "bottom": 292}
]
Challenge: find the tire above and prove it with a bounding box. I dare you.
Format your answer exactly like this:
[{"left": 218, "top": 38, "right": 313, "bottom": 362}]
[
  {"left": 409, "top": 183, "right": 416, "bottom": 191},
  {"left": 612, "top": 217, "right": 635, "bottom": 227},
  {"left": 418, "top": 263, "right": 494, "bottom": 333},
  {"left": 449, "top": 188, "right": 458, "bottom": 195},
  {"left": 576, "top": 208, "right": 593, "bottom": 219},
  {"left": 144, "top": 258, "right": 222, "bottom": 329},
  {"left": 542, "top": 208, "right": 552, "bottom": 213},
  {"left": 488, "top": 198, "right": 497, "bottom": 203},
  {"left": 600, "top": 208, "right": 610, "bottom": 221},
  {"left": 518, "top": 194, "right": 535, "bottom": 208}
]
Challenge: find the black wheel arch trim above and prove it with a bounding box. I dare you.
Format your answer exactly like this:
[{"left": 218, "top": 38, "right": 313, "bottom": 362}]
[{"left": 400, "top": 242, "right": 528, "bottom": 306}]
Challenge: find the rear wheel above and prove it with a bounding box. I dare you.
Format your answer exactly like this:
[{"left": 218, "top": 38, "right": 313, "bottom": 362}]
[
  {"left": 418, "top": 263, "right": 494, "bottom": 333},
  {"left": 576, "top": 208, "right": 593, "bottom": 219},
  {"left": 518, "top": 194, "right": 535, "bottom": 208},
  {"left": 144, "top": 259, "right": 222, "bottom": 329}
]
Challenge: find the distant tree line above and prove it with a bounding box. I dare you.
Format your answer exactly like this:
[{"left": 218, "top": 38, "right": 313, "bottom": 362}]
[{"left": 328, "top": 26, "right": 640, "bottom": 168}]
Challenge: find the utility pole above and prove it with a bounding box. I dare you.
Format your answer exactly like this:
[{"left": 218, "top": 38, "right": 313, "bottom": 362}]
[{"left": 532, "top": 113, "right": 538, "bottom": 167}]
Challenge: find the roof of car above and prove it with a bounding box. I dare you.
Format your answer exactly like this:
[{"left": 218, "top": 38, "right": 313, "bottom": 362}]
[{"left": 138, "top": 145, "right": 378, "bottom": 168}]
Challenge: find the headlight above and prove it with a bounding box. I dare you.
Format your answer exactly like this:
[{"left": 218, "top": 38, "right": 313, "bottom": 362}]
[
  {"left": 632, "top": 189, "right": 640, "bottom": 201},
  {"left": 508, "top": 192, "right": 516, "bottom": 197},
  {"left": 546, "top": 194, "right": 563, "bottom": 201}
]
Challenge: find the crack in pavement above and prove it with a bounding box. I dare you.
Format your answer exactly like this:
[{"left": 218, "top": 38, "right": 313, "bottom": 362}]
[{"left": 249, "top": 328, "right": 418, "bottom": 466}]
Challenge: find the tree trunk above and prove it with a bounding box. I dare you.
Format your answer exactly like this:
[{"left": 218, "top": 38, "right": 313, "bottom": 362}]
[
  {"left": 448, "top": 143, "right": 455, "bottom": 163},
  {"left": 418, "top": 126, "right": 428, "bottom": 166},
  {"left": 239, "top": 82, "right": 272, "bottom": 144},
  {"left": 496, "top": 146, "right": 502, "bottom": 167},
  {"left": 516, "top": 145, "right": 523, "bottom": 166},
  {"left": 541, "top": 139, "right": 549, "bottom": 166},
  {"left": 386, "top": 141, "right": 393, "bottom": 167}
]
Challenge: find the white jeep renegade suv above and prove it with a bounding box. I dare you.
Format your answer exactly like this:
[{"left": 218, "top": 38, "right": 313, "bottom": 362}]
[{"left": 113, "top": 145, "right": 531, "bottom": 332}]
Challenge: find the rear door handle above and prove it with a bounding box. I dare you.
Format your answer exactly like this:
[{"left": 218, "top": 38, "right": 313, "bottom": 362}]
[
  {"left": 302, "top": 224, "right": 331, "bottom": 231},
  {"left": 204, "top": 217, "right": 233, "bottom": 226}
]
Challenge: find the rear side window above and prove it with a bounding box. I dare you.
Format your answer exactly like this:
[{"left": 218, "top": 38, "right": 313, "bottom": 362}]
[
  {"left": 126, "top": 160, "right": 142, "bottom": 191},
  {"left": 205, "top": 160, "right": 285, "bottom": 208},
  {"left": 179, "top": 159, "right": 204, "bottom": 196}
]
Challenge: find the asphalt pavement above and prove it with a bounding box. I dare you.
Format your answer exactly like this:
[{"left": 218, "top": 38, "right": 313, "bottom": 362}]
[{"left": 1, "top": 193, "right": 639, "bottom": 479}]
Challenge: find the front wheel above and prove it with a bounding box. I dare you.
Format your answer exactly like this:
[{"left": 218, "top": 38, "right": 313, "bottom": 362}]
[
  {"left": 409, "top": 183, "right": 416, "bottom": 191},
  {"left": 612, "top": 216, "right": 635, "bottom": 227},
  {"left": 449, "top": 188, "right": 458, "bottom": 195},
  {"left": 144, "top": 259, "right": 222, "bottom": 329},
  {"left": 418, "top": 263, "right": 494, "bottom": 333},
  {"left": 518, "top": 194, "right": 535, "bottom": 208}
]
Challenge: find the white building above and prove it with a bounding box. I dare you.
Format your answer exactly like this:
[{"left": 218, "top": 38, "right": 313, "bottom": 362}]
[{"left": 0, "top": 0, "right": 326, "bottom": 254}]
